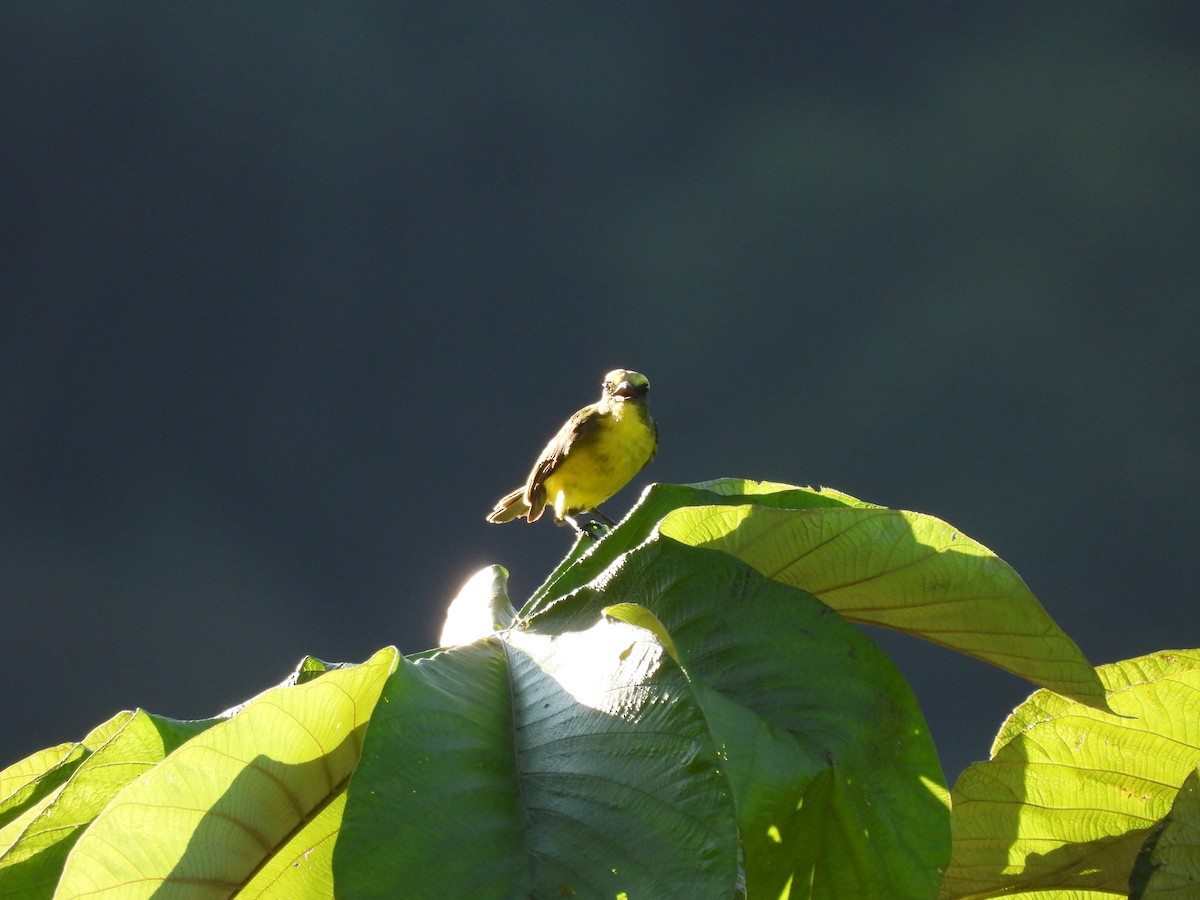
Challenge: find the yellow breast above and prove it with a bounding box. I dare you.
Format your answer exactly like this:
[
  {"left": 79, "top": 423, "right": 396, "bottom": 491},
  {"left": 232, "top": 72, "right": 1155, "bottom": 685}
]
[{"left": 543, "top": 403, "right": 656, "bottom": 519}]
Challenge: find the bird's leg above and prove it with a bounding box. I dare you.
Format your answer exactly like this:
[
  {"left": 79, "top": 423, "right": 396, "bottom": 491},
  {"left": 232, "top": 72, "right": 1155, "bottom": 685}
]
[
  {"left": 590, "top": 507, "right": 617, "bottom": 527},
  {"left": 563, "top": 515, "right": 606, "bottom": 541}
]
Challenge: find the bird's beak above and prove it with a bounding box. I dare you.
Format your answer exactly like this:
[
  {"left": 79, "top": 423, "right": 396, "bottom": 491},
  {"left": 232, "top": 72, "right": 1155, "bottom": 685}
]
[{"left": 612, "top": 381, "right": 641, "bottom": 399}]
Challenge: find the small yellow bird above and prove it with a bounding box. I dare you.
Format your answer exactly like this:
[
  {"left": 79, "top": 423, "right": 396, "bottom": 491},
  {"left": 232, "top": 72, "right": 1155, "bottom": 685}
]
[{"left": 487, "top": 369, "right": 657, "bottom": 532}]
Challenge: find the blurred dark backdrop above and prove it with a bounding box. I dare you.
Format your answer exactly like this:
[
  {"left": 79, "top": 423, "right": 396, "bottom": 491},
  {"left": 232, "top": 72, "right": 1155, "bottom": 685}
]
[{"left": 3, "top": 3, "right": 1198, "bottom": 785}]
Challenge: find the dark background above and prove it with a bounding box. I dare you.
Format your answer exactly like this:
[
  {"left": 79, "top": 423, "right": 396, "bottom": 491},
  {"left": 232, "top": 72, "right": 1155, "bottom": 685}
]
[{"left": 3, "top": 4, "right": 1198, "bottom": 786}]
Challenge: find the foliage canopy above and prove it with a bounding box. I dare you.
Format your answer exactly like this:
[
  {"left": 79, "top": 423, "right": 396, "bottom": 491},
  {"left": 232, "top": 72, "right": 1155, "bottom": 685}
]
[{"left": 1, "top": 480, "right": 1195, "bottom": 899}]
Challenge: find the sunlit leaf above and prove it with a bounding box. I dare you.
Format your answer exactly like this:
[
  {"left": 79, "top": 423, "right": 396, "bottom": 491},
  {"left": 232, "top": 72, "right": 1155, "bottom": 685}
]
[
  {"left": 525, "top": 480, "right": 863, "bottom": 612},
  {"left": 0, "top": 710, "right": 212, "bottom": 897},
  {"left": 1130, "top": 767, "right": 1200, "bottom": 898},
  {"left": 660, "top": 499, "right": 1108, "bottom": 709},
  {"left": 0, "top": 744, "right": 83, "bottom": 835},
  {"left": 54, "top": 647, "right": 397, "bottom": 898},
  {"left": 941, "top": 651, "right": 1200, "bottom": 899},
  {"left": 602, "top": 602, "right": 680, "bottom": 663},
  {"left": 0, "top": 711, "right": 134, "bottom": 836},
  {"left": 533, "top": 534, "right": 950, "bottom": 899},
  {"left": 336, "top": 617, "right": 739, "bottom": 898},
  {"left": 439, "top": 564, "right": 516, "bottom": 646}
]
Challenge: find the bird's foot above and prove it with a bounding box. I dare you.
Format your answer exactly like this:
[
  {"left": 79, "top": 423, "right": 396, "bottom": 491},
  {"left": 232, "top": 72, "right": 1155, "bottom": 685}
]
[
  {"left": 580, "top": 520, "right": 608, "bottom": 540},
  {"left": 564, "top": 515, "right": 609, "bottom": 541}
]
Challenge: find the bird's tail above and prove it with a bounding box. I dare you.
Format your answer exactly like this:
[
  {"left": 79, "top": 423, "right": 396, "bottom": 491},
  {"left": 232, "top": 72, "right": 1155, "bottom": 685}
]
[{"left": 486, "top": 488, "right": 531, "bottom": 524}]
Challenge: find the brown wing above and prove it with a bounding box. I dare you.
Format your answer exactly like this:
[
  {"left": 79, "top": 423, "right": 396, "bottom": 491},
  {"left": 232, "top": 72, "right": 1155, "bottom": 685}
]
[{"left": 522, "top": 402, "right": 604, "bottom": 521}]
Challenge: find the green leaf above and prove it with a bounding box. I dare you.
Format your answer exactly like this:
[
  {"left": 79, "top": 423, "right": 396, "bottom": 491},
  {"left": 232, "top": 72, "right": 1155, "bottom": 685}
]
[
  {"left": 439, "top": 564, "right": 516, "bottom": 646},
  {"left": 237, "top": 791, "right": 346, "bottom": 898},
  {"left": 688, "top": 478, "right": 873, "bottom": 508},
  {"left": 0, "top": 744, "right": 84, "bottom": 834},
  {"left": 0, "top": 711, "right": 213, "bottom": 899},
  {"left": 941, "top": 651, "right": 1200, "bottom": 899},
  {"left": 1130, "top": 768, "right": 1200, "bottom": 899},
  {"left": 525, "top": 479, "right": 1105, "bottom": 711},
  {"left": 660, "top": 500, "right": 1108, "bottom": 709},
  {"left": 526, "top": 479, "right": 860, "bottom": 615},
  {"left": 532, "top": 533, "right": 950, "bottom": 899},
  {"left": 0, "top": 712, "right": 132, "bottom": 834},
  {"left": 292, "top": 655, "right": 341, "bottom": 684},
  {"left": 335, "top": 618, "right": 739, "bottom": 898},
  {"left": 0, "top": 746, "right": 76, "bottom": 807},
  {"left": 54, "top": 647, "right": 397, "bottom": 899},
  {"left": 602, "top": 602, "right": 680, "bottom": 663}
]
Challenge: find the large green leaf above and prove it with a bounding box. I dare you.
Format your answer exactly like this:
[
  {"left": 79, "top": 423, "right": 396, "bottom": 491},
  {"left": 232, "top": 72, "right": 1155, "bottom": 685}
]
[
  {"left": 1130, "top": 767, "right": 1200, "bottom": 899},
  {"left": 0, "top": 744, "right": 85, "bottom": 836},
  {"left": 0, "top": 712, "right": 132, "bottom": 836},
  {"left": 526, "top": 479, "right": 860, "bottom": 612},
  {"left": 528, "top": 479, "right": 1106, "bottom": 710},
  {"left": 438, "top": 564, "right": 516, "bottom": 647},
  {"left": 336, "top": 614, "right": 740, "bottom": 898},
  {"left": 532, "top": 533, "right": 950, "bottom": 899},
  {"left": 236, "top": 791, "right": 347, "bottom": 898},
  {"left": 658, "top": 493, "right": 1108, "bottom": 709},
  {"left": 53, "top": 646, "right": 397, "bottom": 899},
  {"left": 0, "top": 711, "right": 212, "bottom": 899},
  {"left": 940, "top": 651, "right": 1200, "bottom": 899}
]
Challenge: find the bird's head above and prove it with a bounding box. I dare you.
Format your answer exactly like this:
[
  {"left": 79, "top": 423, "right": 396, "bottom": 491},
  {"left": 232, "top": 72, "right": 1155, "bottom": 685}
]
[{"left": 602, "top": 369, "right": 650, "bottom": 401}]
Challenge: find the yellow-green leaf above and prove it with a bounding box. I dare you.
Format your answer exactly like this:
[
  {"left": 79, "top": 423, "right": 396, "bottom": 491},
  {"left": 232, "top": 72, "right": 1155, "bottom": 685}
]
[
  {"left": 941, "top": 651, "right": 1200, "bottom": 899},
  {"left": 602, "top": 602, "right": 680, "bottom": 663},
  {"left": 661, "top": 501, "right": 1108, "bottom": 709},
  {"left": 439, "top": 564, "right": 516, "bottom": 647},
  {"left": 0, "top": 712, "right": 130, "bottom": 834},
  {"left": 335, "top": 619, "right": 738, "bottom": 898},
  {"left": 0, "top": 710, "right": 213, "bottom": 896},
  {"left": 1129, "top": 766, "right": 1200, "bottom": 899},
  {"left": 531, "top": 534, "right": 949, "bottom": 898},
  {"left": 55, "top": 647, "right": 397, "bottom": 899}
]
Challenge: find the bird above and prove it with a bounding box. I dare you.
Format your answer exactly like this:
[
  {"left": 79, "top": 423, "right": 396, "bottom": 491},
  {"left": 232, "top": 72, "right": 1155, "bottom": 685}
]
[{"left": 486, "top": 369, "right": 657, "bottom": 533}]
